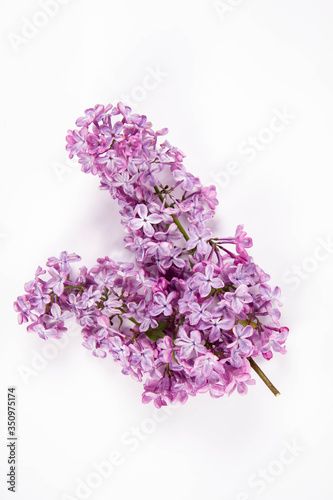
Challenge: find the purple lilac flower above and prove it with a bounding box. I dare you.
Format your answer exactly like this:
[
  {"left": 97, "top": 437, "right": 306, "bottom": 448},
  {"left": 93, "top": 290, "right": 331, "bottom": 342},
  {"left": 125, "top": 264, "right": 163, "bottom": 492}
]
[
  {"left": 228, "top": 325, "right": 254, "bottom": 367},
  {"left": 161, "top": 247, "right": 185, "bottom": 270},
  {"left": 30, "top": 284, "right": 50, "bottom": 314},
  {"left": 192, "top": 264, "right": 224, "bottom": 297},
  {"left": 224, "top": 284, "right": 253, "bottom": 314},
  {"left": 13, "top": 296, "right": 33, "bottom": 324},
  {"left": 108, "top": 336, "right": 130, "bottom": 365},
  {"left": 259, "top": 284, "right": 283, "bottom": 307},
  {"left": 262, "top": 327, "right": 289, "bottom": 355},
  {"left": 27, "top": 320, "right": 65, "bottom": 340},
  {"left": 128, "top": 204, "right": 163, "bottom": 237},
  {"left": 207, "top": 315, "right": 228, "bottom": 342},
  {"left": 47, "top": 268, "right": 67, "bottom": 297},
  {"left": 82, "top": 336, "right": 108, "bottom": 358},
  {"left": 234, "top": 225, "right": 253, "bottom": 257},
  {"left": 174, "top": 328, "right": 207, "bottom": 360},
  {"left": 46, "top": 251, "right": 81, "bottom": 273},
  {"left": 43, "top": 303, "right": 72, "bottom": 327},
  {"left": 139, "top": 312, "right": 158, "bottom": 333},
  {"left": 172, "top": 168, "right": 200, "bottom": 191},
  {"left": 188, "top": 300, "right": 213, "bottom": 325},
  {"left": 186, "top": 225, "right": 212, "bottom": 256},
  {"left": 212, "top": 301, "right": 235, "bottom": 330},
  {"left": 150, "top": 291, "right": 178, "bottom": 317},
  {"left": 24, "top": 266, "right": 46, "bottom": 292},
  {"left": 80, "top": 286, "right": 102, "bottom": 308},
  {"left": 192, "top": 352, "right": 222, "bottom": 379},
  {"left": 225, "top": 370, "right": 255, "bottom": 396},
  {"left": 103, "top": 296, "right": 123, "bottom": 315},
  {"left": 130, "top": 344, "right": 155, "bottom": 372},
  {"left": 157, "top": 336, "right": 173, "bottom": 363}
]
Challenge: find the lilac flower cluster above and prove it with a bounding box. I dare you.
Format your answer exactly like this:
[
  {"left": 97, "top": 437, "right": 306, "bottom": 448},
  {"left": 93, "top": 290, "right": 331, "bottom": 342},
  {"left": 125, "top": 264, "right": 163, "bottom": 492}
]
[{"left": 14, "top": 103, "right": 289, "bottom": 407}]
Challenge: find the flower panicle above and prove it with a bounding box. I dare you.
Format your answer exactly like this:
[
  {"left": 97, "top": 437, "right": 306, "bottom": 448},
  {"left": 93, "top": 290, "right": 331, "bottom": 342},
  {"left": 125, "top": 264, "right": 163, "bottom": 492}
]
[{"left": 14, "top": 103, "right": 289, "bottom": 407}]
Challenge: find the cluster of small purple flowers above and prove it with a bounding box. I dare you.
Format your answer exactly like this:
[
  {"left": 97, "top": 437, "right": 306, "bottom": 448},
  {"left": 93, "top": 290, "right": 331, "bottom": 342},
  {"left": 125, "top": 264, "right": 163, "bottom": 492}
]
[{"left": 14, "top": 103, "right": 289, "bottom": 407}]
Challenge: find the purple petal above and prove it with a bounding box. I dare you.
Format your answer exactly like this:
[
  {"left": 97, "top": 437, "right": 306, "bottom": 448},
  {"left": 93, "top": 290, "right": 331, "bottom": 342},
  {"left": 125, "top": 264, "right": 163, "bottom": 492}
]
[{"left": 136, "top": 204, "right": 148, "bottom": 219}]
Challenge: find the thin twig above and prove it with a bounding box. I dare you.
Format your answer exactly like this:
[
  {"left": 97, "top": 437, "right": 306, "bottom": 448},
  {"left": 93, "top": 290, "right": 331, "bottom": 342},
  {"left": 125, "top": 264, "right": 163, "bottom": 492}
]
[{"left": 248, "top": 357, "right": 280, "bottom": 396}]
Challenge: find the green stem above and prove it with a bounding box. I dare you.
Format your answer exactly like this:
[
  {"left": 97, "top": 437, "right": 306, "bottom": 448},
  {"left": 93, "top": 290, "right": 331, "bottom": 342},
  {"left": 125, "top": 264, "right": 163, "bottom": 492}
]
[
  {"left": 171, "top": 215, "right": 189, "bottom": 241},
  {"left": 154, "top": 186, "right": 189, "bottom": 241},
  {"left": 248, "top": 357, "right": 280, "bottom": 397},
  {"left": 116, "top": 307, "right": 140, "bottom": 326}
]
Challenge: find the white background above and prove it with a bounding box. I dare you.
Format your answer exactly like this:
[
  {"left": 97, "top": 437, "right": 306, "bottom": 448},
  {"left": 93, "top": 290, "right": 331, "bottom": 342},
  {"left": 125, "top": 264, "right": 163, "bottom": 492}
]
[{"left": 1, "top": 1, "right": 333, "bottom": 499}]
